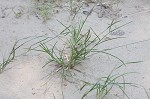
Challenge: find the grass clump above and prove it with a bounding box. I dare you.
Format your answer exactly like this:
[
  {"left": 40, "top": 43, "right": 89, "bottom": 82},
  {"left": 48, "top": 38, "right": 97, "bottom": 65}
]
[{"left": 28, "top": 15, "right": 129, "bottom": 81}]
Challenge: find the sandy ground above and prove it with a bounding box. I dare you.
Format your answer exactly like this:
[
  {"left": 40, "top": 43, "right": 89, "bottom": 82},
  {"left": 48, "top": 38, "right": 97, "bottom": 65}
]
[{"left": 0, "top": 0, "right": 150, "bottom": 99}]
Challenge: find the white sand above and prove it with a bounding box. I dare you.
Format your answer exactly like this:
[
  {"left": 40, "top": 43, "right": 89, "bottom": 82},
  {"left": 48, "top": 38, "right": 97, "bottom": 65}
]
[{"left": 0, "top": 0, "right": 150, "bottom": 99}]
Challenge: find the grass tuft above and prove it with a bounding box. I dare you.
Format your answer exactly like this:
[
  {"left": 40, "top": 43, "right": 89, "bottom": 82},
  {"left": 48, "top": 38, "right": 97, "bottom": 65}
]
[
  {"left": 28, "top": 15, "right": 129, "bottom": 81},
  {"left": 0, "top": 35, "right": 47, "bottom": 74}
]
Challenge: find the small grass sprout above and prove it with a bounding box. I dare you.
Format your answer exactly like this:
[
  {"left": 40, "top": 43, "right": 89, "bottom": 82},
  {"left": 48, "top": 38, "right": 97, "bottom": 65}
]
[
  {"left": 0, "top": 42, "right": 17, "bottom": 73},
  {"left": 32, "top": 1, "right": 53, "bottom": 22},
  {"left": 12, "top": 9, "right": 23, "bottom": 18}
]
